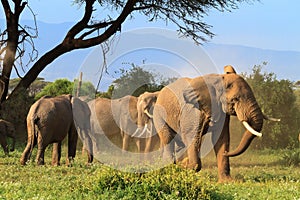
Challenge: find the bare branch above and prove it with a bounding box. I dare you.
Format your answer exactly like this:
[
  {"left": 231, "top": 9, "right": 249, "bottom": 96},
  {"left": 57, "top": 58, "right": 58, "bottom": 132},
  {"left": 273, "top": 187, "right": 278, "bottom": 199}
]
[
  {"left": 13, "top": 63, "right": 23, "bottom": 78},
  {"left": 79, "top": 20, "right": 116, "bottom": 39}
]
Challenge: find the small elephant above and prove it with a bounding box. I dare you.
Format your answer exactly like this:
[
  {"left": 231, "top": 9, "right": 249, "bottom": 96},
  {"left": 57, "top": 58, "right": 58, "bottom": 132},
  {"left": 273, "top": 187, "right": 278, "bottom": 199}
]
[
  {"left": 154, "top": 66, "right": 265, "bottom": 181},
  {"left": 71, "top": 97, "right": 93, "bottom": 163},
  {"left": 136, "top": 91, "right": 184, "bottom": 153},
  {"left": 89, "top": 93, "right": 159, "bottom": 154},
  {"left": 20, "top": 94, "right": 78, "bottom": 166},
  {"left": 0, "top": 119, "right": 16, "bottom": 155}
]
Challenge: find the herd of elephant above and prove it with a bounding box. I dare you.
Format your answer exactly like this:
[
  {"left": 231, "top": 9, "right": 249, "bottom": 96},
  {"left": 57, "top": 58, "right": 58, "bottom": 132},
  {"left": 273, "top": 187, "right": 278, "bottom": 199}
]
[{"left": 0, "top": 65, "right": 281, "bottom": 182}]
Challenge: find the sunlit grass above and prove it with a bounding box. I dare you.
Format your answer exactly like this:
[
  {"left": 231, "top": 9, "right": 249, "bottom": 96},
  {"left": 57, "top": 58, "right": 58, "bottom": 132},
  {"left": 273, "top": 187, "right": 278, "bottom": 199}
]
[{"left": 0, "top": 146, "right": 299, "bottom": 199}]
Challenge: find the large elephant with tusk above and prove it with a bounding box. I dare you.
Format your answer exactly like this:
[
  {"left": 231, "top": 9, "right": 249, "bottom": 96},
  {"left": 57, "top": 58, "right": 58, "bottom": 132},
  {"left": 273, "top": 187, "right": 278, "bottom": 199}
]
[
  {"left": 153, "top": 65, "right": 279, "bottom": 182},
  {"left": 89, "top": 92, "right": 159, "bottom": 154}
]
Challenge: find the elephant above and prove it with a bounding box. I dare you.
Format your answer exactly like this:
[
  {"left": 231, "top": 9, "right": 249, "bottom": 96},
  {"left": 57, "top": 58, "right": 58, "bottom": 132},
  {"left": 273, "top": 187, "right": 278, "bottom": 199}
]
[
  {"left": 20, "top": 94, "right": 78, "bottom": 166},
  {"left": 71, "top": 97, "right": 93, "bottom": 164},
  {"left": 0, "top": 119, "right": 16, "bottom": 155},
  {"left": 136, "top": 91, "right": 184, "bottom": 153},
  {"left": 89, "top": 92, "right": 159, "bottom": 154},
  {"left": 153, "top": 65, "right": 267, "bottom": 181}
]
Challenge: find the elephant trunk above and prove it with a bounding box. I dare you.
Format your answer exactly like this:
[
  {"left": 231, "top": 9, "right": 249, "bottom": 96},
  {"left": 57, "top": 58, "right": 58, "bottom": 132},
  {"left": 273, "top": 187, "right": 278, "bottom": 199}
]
[{"left": 225, "top": 97, "right": 263, "bottom": 157}]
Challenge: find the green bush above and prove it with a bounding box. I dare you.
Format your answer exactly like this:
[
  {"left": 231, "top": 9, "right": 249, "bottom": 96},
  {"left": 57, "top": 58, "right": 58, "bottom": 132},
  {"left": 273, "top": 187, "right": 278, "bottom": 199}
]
[{"left": 279, "top": 148, "right": 300, "bottom": 166}]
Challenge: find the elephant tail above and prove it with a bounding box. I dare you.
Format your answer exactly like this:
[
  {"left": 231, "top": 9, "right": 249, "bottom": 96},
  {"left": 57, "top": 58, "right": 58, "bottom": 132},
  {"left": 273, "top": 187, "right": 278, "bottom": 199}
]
[{"left": 28, "top": 116, "right": 39, "bottom": 157}]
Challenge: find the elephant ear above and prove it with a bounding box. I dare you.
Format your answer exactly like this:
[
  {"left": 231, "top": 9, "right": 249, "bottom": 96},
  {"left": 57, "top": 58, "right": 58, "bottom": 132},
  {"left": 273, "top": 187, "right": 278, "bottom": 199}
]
[
  {"left": 204, "top": 75, "right": 226, "bottom": 123},
  {"left": 66, "top": 94, "right": 73, "bottom": 101},
  {"left": 182, "top": 78, "right": 211, "bottom": 119},
  {"left": 224, "top": 65, "right": 237, "bottom": 74}
]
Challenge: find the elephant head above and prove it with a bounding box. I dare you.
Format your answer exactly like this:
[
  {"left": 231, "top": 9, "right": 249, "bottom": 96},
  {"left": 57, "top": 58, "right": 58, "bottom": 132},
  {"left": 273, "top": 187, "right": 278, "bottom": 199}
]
[
  {"left": 186, "top": 66, "right": 264, "bottom": 157},
  {"left": 221, "top": 73, "right": 263, "bottom": 156},
  {"left": 133, "top": 91, "right": 159, "bottom": 138}
]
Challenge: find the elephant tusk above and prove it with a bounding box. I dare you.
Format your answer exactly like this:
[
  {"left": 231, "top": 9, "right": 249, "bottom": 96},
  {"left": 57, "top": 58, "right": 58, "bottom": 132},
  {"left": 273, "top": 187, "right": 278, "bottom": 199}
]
[
  {"left": 131, "top": 128, "right": 140, "bottom": 137},
  {"left": 136, "top": 124, "right": 148, "bottom": 138},
  {"left": 144, "top": 109, "right": 153, "bottom": 118},
  {"left": 242, "top": 121, "right": 263, "bottom": 137},
  {"left": 263, "top": 114, "right": 281, "bottom": 122}
]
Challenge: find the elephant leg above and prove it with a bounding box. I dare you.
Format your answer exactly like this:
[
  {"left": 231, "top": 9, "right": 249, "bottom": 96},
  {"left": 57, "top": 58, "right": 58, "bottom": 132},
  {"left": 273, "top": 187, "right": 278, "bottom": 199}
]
[
  {"left": 175, "top": 134, "right": 185, "bottom": 152},
  {"left": 52, "top": 142, "right": 61, "bottom": 166},
  {"left": 122, "top": 132, "right": 130, "bottom": 152},
  {"left": 186, "top": 143, "right": 201, "bottom": 172},
  {"left": 144, "top": 136, "right": 152, "bottom": 153},
  {"left": 36, "top": 134, "right": 47, "bottom": 165},
  {"left": 180, "top": 132, "right": 201, "bottom": 172},
  {"left": 36, "top": 144, "right": 46, "bottom": 165},
  {"left": 84, "top": 132, "right": 94, "bottom": 164},
  {"left": 67, "top": 123, "right": 78, "bottom": 166},
  {"left": 10, "top": 136, "right": 16, "bottom": 152},
  {"left": 0, "top": 136, "right": 9, "bottom": 155},
  {"left": 213, "top": 116, "right": 231, "bottom": 182},
  {"left": 135, "top": 138, "right": 141, "bottom": 153},
  {"left": 158, "top": 124, "right": 176, "bottom": 164}
]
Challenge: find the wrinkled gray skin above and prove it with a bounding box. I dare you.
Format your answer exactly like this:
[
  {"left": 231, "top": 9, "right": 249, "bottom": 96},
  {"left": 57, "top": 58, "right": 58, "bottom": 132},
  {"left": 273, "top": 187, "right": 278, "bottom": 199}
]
[
  {"left": 0, "top": 119, "right": 16, "bottom": 155},
  {"left": 20, "top": 94, "right": 78, "bottom": 166},
  {"left": 137, "top": 91, "right": 184, "bottom": 153},
  {"left": 153, "top": 66, "right": 264, "bottom": 182},
  {"left": 89, "top": 94, "right": 158, "bottom": 153},
  {"left": 71, "top": 97, "right": 93, "bottom": 163}
]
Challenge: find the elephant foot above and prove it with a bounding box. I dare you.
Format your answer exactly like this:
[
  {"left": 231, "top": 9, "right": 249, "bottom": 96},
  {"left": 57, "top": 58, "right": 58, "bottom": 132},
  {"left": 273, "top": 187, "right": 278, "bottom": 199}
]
[
  {"left": 185, "top": 159, "right": 202, "bottom": 172},
  {"left": 87, "top": 155, "right": 93, "bottom": 164},
  {"left": 178, "top": 157, "right": 201, "bottom": 172},
  {"left": 20, "top": 158, "right": 27, "bottom": 165},
  {"left": 52, "top": 162, "right": 61, "bottom": 166},
  {"left": 20, "top": 157, "right": 29, "bottom": 165},
  {"left": 66, "top": 157, "right": 75, "bottom": 167},
  {"left": 37, "top": 159, "right": 45, "bottom": 166},
  {"left": 218, "top": 175, "right": 233, "bottom": 183},
  {"left": 187, "top": 163, "right": 201, "bottom": 172},
  {"left": 177, "top": 157, "right": 189, "bottom": 167}
]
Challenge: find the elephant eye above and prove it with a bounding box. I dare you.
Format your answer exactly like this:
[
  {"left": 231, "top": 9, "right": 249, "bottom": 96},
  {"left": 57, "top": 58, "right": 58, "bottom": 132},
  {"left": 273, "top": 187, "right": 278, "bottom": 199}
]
[
  {"left": 232, "top": 97, "right": 239, "bottom": 102},
  {"left": 226, "top": 83, "right": 233, "bottom": 89}
]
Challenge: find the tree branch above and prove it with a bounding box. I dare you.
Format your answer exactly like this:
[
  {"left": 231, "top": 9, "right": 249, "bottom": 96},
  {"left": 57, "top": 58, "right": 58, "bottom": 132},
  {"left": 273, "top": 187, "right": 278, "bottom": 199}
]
[
  {"left": 71, "top": 0, "right": 137, "bottom": 49},
  {"left": 65, "top": 0, "right": 95, "bottom": 40}
]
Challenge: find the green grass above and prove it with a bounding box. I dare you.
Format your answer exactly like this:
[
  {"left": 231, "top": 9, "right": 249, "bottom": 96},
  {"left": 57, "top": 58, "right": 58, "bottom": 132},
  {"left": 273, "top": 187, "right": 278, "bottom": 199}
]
[{"left": 0, "top": 147, "right": 299, "bottom": 199}]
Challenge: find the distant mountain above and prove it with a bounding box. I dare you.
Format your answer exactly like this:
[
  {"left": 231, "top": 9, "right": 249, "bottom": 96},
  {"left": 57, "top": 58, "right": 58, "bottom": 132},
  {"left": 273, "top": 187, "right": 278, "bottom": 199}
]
[
  {"left": 203, "top": 43, "right": 300, "bottom": 81},
  {"left": 1, "top": 20, "right": 299, "bottom": 83}
]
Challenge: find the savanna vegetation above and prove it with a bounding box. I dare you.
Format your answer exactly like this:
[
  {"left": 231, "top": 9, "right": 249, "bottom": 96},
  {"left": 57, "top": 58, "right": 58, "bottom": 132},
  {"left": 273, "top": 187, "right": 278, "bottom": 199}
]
[
  {"left": 1, "top": 64, "right": 299, "bottom": 199},
  {"left": 0, "top": 1, "right": 299, "bottom": 199},
  {"left": 0, "top": 147, "right": 299, "bottom": 199}
]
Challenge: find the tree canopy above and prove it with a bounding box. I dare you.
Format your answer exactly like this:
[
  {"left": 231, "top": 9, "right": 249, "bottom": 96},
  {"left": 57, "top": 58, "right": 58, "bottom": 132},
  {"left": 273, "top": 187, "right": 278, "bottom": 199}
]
[
  {"left": 99, "top": 64, "right": 175, "bottom": 98},
  {"left": 35, "top": 78, "right": 96, "bottom": 100}
]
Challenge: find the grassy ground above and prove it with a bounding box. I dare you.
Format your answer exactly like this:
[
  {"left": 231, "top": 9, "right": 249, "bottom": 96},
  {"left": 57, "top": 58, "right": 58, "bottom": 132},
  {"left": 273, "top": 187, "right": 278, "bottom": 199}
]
[{"left": 0, "top": 146, "right": 299, "bottom": 200}]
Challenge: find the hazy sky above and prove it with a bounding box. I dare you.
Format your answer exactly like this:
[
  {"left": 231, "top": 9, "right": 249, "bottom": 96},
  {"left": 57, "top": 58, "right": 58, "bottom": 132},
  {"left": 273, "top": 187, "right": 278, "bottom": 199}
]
[{"left": 6, "top": 0, "right": 299, "bottom": 52}]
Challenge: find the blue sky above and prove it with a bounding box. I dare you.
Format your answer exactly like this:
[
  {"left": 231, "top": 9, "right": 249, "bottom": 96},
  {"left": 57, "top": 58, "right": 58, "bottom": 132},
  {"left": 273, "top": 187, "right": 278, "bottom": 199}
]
[
  {"left": 1, "top": 0, "right": 299, "bottom": 83},
  {"left": 8, "top": 0, "right": 300, "bottom": 52}
]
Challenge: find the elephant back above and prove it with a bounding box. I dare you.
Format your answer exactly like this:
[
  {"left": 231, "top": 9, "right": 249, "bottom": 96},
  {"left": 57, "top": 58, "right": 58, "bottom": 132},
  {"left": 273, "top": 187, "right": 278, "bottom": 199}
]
[{"left": 27, "top": 95, "right": 74, "bottom": 138}]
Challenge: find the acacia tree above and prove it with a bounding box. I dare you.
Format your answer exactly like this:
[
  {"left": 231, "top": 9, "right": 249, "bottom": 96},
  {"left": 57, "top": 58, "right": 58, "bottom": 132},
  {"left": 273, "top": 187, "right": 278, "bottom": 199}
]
[{"left": 0, "top": 0, "right": 255, "bottom": 124}]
